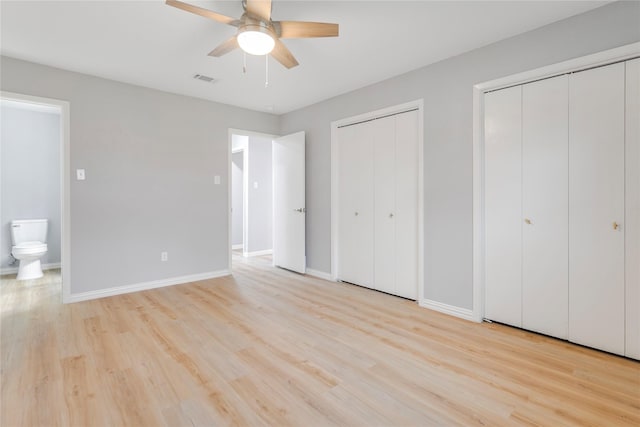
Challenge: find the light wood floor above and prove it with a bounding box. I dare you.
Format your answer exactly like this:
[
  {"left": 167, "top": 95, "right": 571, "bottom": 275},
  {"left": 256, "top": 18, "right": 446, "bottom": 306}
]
[{"left": 1, "top": 256, "right": 639, "bottom": 426}]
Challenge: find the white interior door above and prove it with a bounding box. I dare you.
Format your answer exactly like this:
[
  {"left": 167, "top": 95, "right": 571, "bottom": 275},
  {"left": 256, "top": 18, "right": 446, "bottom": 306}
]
[
  {"left": 337, "top": 122, "right": 375, "bottom": 288},
  {"left": 272, "top": 131, "right": 306, "bottom": 273},
  {"left": 521, "top": 75, "right": 569, "bottom": 339},
  {"left": 569, "top": 63, "right": 625, "bottom": 355},
  {"left": 484, "top": 85, "right": 523, "bottom": 327}
]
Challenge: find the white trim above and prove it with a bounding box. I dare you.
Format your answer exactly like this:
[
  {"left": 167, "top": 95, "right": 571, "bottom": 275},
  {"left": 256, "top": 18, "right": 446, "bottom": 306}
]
[
  {"left": 330, "top": 99, "right": 425, "bottom": 303},
  {"left": 305, "top": 268, "right": 334, "bottom": 281},
  {"left": 0, "top": 91, "right": 71, "bottom": 304},
  {"left": 66, "top": 270, "right": 230, "bottom": 303},
  {"left": 243, "top": 249, "right": 272, "bottom": 257},
  {"left": 228, "top": 128, "right": 278, "bottom": 140},
  {"left": 228, "top": 129, "right": 278, "bottom": 273},
  {"left": 230, "top": 148, "right": 246, "bottom": 257},
  {"left": 419, "top": 299, "right": 475, "bottom": 322},
  {"left": 242, "top": 147, "right": 249, "bottom": 260},
  {"left": 228, "top": 131, "right": 233, "bottom": 273},
  {"left": 472, "top": 42, "right": 640, "bottom": 323},
  {"left": 0, "top": 262, "right": 61, "bottom": 276},
  {"left": 474, "top": 42, "right": 640, "bottom": 94}
]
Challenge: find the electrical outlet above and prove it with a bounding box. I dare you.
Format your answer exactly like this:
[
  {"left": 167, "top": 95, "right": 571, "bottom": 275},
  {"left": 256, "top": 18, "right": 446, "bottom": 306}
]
[{"left": 161, "top": 251, "right": 168, "bottom": 262}]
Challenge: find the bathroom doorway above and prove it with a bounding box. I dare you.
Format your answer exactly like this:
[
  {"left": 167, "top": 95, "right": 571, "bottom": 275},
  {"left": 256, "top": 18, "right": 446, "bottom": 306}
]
[
  {"left": 228, "top": 129, "right": 277, "bottom": 272},
  {"left": 0, "top": 92, "right": 70, "bottom": 302}
]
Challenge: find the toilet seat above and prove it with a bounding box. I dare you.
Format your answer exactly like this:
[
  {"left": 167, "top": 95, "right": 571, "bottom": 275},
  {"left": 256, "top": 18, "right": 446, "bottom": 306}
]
[{"left": 12, "top": 241, "right": 48, "bottom": 256}]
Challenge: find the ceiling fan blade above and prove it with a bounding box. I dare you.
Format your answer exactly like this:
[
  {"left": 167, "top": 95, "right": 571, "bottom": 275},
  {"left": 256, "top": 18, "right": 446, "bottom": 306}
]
[
  {"left": 274, "top": 21, "right": 339, "bottom": 39},
  {"left": 208, "top": 36, "right": 239, "bottom": 57},
  {"left": 166, "top": 0, "right": 239, "bottom": 26},
  {"left": 245, "top": 0, "right": 272, "bottom": 21},
  {"left": 270, "top": 39, "right": 299, "bottom": 69}
]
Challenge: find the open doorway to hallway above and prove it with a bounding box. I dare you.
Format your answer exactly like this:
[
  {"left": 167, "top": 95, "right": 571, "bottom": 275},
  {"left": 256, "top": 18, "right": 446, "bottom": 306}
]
[{"left": 228, "top": 129, "right": 277, "bottom": 272}]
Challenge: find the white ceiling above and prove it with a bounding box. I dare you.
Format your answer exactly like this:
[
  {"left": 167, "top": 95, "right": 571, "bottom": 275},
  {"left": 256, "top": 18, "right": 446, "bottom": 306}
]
[{"left": 1, "top": 1, "right": 609, "bottom": 114}]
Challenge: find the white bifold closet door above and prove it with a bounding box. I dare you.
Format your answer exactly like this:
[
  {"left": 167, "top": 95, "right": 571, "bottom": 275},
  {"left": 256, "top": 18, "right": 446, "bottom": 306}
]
[
  {"left": 337, "top": 110, "right": 418, "bottom": 299},
  {"left": 484, "top": 85, "right": 523, "bottom": 327},
  {"left": 484, "top": 58, "right": 638, "bottom": 359},
  {"left": 569, "top": 62, "right": 625, "bottom": 355},
  {"left": 373, "top": 112, "right": 419, "bottom": 299},
  {"left": 337, "top": 122, "right": 375, "bottom": 289},
  {"left": 374, "top": 115, "right": 397, "bottom": 293},
  {"left": 485, "top": 75, "right": 569, "bottom": 333},
  {"left": 522, "top": 75, "right": 569, "bottom": 339},
  {"left": 393, "top": 111, "right": 419, "bottom": 299}
]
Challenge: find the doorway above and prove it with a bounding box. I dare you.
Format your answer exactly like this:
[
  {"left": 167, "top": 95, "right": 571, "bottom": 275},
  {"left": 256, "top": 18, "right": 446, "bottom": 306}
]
[
  {"left": 0, "top": 91, "right": 70, "bottom": 302},
  {"left": 228, "top": 129, "right": 277, "bottom": 272}
]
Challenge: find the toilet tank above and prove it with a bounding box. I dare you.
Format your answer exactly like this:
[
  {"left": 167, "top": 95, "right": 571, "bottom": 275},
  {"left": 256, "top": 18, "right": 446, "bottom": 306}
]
[{"left": 10, "top": 219, "right": 48, "bottom": 245}]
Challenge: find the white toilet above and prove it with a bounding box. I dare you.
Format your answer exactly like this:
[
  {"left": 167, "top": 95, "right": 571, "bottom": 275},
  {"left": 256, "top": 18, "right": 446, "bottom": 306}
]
[{"left": 11, "top": 219, "right": 48, "bottom": 280}]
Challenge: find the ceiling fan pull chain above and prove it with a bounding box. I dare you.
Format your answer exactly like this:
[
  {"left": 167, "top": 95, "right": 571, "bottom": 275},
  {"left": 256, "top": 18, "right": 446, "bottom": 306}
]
[
  {"left": 265, "top": 55, "right": 269, "bottom": 88},
  {"left": 243, "top": 52, "right": 247, "bottom": 74}
]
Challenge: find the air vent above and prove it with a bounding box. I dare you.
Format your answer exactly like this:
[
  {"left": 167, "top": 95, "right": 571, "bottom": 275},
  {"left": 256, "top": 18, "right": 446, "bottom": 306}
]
[{"left": 193, "top": 74, "right": 217, "bottom": 83}]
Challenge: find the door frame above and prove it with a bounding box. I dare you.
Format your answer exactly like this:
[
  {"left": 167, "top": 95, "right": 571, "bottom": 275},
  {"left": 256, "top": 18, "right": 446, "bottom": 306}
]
[
  {"left": 472, "top": 42, "right": 640, "bottom": 323},
  {"left": 330, "top": 99, "right": 425, "bottom": 302},
  {"left": 227, "top": 128, "right": 278, "bottom": 272},
  {"left": 230, "top": 147, "right": 245, "bottom": 252},
  {"left": 1, "top": 91, "right": 71, "bottom": 303}
]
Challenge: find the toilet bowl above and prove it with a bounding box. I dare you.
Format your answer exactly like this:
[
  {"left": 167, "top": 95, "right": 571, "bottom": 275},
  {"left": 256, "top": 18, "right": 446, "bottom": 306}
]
[
  {"left": 12, "top": 242, "right": 48, "bottom": 280},
  {"left": 10, "top": 219, "right": 49, "bottom": 281}
]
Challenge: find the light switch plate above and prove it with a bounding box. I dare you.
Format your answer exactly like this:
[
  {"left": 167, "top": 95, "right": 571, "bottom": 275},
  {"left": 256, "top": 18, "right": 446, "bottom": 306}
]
[
  {"left": 214, "top": 175, "right": 221, "bottom": 185},
  {"left": 254, "top": 182, "right": 258, "bottom": 189},
  {"left": 76, "top": 169, "right": 86, "bottom": 180}
]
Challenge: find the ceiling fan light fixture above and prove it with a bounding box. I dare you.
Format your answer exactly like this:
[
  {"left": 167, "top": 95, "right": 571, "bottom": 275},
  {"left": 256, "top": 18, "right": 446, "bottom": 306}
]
[{"left": 237, "top": 26, "right": 275, "bottom": 56}]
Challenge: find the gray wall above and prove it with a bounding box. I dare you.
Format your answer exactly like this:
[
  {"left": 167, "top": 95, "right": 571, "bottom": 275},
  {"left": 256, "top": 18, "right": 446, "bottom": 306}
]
[
  {"left": 1, "top": 105, "right": 61, "bottom": 269},
  {"left": 246, "top": 136, "right": 272, "bottom": 253},
  {"left": 231, "top": 151, "right": 243, "bottom": 247},
  {"left": 0, "top": 57, "right": 279, "bottom": 294},
  {"left": 280, "top": 1, "right": 640, "bottom": 309}
]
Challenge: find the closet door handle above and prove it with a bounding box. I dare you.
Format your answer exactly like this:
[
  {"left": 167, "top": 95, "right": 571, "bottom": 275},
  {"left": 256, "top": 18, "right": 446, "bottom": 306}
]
[
  {"left": 613, "top": 221, "right": 620, "bottom": 230},
  {"left": 524, "top": 218, "right": 532, "bottom": 225},
  {"left": 389, "top": 213, "right": 394, "bottom": 218},
  {"left": 354, "top": 212, "right": 359, "bottom": 216}
]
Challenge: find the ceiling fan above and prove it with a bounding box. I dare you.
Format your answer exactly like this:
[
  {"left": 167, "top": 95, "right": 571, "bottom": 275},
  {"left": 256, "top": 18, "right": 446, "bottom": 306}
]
[{"left": 166, "top": 0, "right": 339, "bottom": 69}]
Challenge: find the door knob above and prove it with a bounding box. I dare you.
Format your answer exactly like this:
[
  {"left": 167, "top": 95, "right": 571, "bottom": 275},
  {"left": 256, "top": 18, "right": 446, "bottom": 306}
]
[
  {"left": 389, "top": 213, "right": 394, "bottom": 218},
  {"left": 613, "top": 221, "right": 620, "bottom": 230},
  {"left": 355, "top": 212, "right": 359, "bottom": 216},
  {"left": 524, "top": 218, "right": 532, "bottom": 225}
]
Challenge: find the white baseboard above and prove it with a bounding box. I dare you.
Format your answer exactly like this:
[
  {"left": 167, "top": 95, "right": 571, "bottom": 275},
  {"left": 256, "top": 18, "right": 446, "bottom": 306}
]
[
  {"left": 243, "top": 249, "right": 272, "bottom": 257},
  {"left": 232, "top": 244, "right": 243, "bottom": 250},
  {"left": 65, "top": 270, "right": 230, "bottom": 303},
  {"left": 305, "top": 268, "right": 334, "bottom": 281},
  {"left": 419, "top": 298, "right": 477, "bottom": 322},
  {"left": 0, "top": 262, "right": 61, "bottom": 276}
]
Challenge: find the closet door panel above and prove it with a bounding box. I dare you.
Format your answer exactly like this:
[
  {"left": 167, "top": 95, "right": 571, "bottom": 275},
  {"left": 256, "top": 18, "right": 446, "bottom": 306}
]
[
  {"left": 484, "top": 86, "right": 523, "bottom": 327},
  {"left": 569, "top": 62, "right": 625, "bottom": 355},
  {"left": 522, "top": 75, "right": 569, "bottom": 339},
  {"left": 373, "top": 116, "right": 397, "bottom": 293},
  {"left": 625, "top": 58, "right": 640, "bottom": 360},
  {"left": 394, "top": 110, "right": 419, "bottom": 299},
  {"left": 338, "top": 123, "right": 374, "bottom": 288}
]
